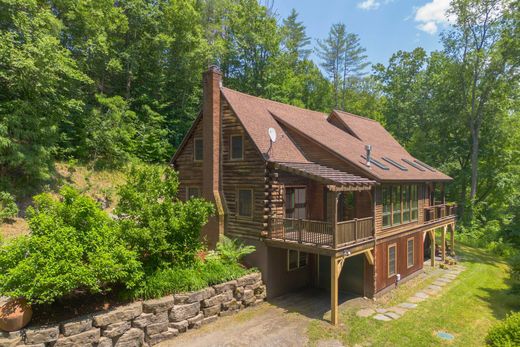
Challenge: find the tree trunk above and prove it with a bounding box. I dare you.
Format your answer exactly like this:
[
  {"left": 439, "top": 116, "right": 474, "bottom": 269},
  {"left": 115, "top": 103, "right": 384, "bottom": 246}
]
[{"left": 470, "top": 122, "right": 479, "bottom": 201}]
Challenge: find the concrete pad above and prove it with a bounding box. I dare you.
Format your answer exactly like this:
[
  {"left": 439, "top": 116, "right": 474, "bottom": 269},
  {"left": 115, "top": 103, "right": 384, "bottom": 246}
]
[
  {"left": 424, "top": 288, "right": 440, "bottom": 296},
  {"left": 385, "top": 312, "right": 401, "bottom": 320},
  {"left": 373, "top": 314, "right": 392, "bottom": 321},
  {"left": 408, "top": 296, "right": 425, "bottom": 303},
  {"left": 433, "top": 281, "right": 447, "bottom": 286},
  {"left": 317, "top": 339, "right": 345, "bottom": 347},
  {"left": 387, "top": 306, "right": 407, "bottom": 315},
  {"left": 375, "top": 308, "right": 388, "bottom": 313},
  {"left": 428, "top": 285, "right": 442, "bottom": 291},
  {"left": 414, "top": 292, "right": 429, "bottom": 299},
  {"left": 356, "top": 308, "right": 376, "bottom": 318},
  {"left": 399, "top": 302, "right": 417, "bottom": 309}
]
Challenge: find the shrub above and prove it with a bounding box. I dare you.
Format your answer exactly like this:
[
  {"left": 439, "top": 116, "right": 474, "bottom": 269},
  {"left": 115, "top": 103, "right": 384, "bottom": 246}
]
[
  {"left": 487, "top": 312, "right": 520, "bottom": 346},
  {"left": 213, "top": 236, "right": 255, "bottom": 264},
  {"left": 116, "top": 165, "right": 214, "bottom": 268},
  {"left": 0, "top": 186, "right": 143, "bottom": 304},
  {"left": 510, "top": 254, "right": 520, "bottom": 281},
  {"left": 128, "top": 257, "right": 253, "bottom": 300},
  {"left": 0, "top": 191, "right": 18, "bottom": 221}
]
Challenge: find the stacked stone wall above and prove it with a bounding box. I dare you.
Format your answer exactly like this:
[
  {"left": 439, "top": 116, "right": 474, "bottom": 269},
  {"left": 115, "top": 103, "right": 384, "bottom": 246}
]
[{"left": 0, "top": 273, "right": 265, "bottom": 347}]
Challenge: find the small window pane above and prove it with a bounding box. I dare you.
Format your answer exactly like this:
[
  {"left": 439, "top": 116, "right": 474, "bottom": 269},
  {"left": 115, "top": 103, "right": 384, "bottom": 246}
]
[
  {"left": 382, "top": 186, "right": 391, "bottom": 227},
  {"left": 299, "top": 252, "right": 308, "bottom": 268},
  {"left": 407, "top": 239, "right": 414, "bottom": 267},
  {"left": 231, "top": 136, "right": 243, "bottom": 160},
  {"left": 388, "top": 245, "right": 396, "bottom": 276},
  {"left": 238, "top": 189, "right": 252, "bottom": 217},
  {"left": 288, "top": 250, "right": 298, "bottom": 270},
  {"left": 194, "top": 138, "right": 203, "bottom": 161},
  {"left": 187, "top": 187, "right": 200, "bottom": 199},
  {"left": 403, "top": 186, "right": 411, "bottom": 223},
  {"left": 392, "top": 186, "right": 401, "bottom": 225}
]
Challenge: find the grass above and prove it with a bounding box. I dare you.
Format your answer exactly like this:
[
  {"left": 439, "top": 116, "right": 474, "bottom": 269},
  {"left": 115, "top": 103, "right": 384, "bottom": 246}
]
[{"left": 307, "top": 244, "right": 519, "bottom": 347}]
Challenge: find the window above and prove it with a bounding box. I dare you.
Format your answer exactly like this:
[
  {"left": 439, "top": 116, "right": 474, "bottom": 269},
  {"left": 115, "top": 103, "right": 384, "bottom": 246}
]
[
  {"left": 230, "top": 135, "right": 244, "bottom": 160},
  {"left": 411, "top": 185, "right": 418, "bottom": 221},
  {"left": 194, "top": 138, "right": 203, "bottom": 161},
  {"left": 238, "top": 189, "right": 253, "bottom": 217},
  {"left": 392, "top": 186, "right": 401, "bottom": 225},
  {"left": 388, "top": 244, "right": 397, "bottom": 277},
  {"left": 287, "top": 250, "right": 308, "bottom": 271},
  {"left": 402, "top": 186, "right": 411, "bottom": 223},
  {"left": 407, "top": 238, "right": 414, "bottom": 268},
  {"left": 186, "top": 186, "right": 200, "bottom": 200},
  {"left": 382, "top": 187, "right": 391, "bottom": 227},
  {"left": 382, "top": 184, "right": 419, "bottom": 228}
]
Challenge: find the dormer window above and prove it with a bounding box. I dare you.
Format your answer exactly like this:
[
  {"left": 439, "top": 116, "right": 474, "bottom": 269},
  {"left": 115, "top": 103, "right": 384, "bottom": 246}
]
[{"left": 230, "top": 135, "right": 244, "bottom": 160}]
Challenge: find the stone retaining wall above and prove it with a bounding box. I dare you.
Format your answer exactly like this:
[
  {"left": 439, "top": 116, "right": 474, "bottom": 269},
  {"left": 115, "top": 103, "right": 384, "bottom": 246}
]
[{"left": 0, "top": 272, "right": 265, "bottom": 347}]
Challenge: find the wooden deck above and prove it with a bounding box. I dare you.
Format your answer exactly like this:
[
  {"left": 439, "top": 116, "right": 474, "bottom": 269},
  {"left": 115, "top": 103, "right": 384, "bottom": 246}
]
[{"left": 268, "top": 217, "right": 375, "bottom": 251}]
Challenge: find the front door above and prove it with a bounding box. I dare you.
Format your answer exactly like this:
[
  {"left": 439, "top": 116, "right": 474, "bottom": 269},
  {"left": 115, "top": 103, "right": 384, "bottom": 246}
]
[{"left": 285, "top": 187, "right": 306, "bottom": 219}]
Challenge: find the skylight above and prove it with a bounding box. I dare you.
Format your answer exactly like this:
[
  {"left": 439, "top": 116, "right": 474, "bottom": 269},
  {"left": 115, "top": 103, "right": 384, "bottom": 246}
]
[
  {"left": 382, "top": 157, "right": 408, "bottom": 171},
  {"left": 402, "top": 158, "right": 425, "bottom": 171},
  {"left": 361, "top": 155, "right": 389, "bottom": 170},
  {"left": 414, "top": 159, "right": 436, "bottom": 172}
]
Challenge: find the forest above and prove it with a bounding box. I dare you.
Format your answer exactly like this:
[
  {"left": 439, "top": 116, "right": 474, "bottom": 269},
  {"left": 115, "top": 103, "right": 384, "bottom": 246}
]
[{"left": 0, "top": 0, "right": 519, "bottom": 254}]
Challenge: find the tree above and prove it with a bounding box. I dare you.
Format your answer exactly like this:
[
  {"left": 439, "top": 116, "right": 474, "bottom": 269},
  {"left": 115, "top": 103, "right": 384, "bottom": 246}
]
[
  {"left": 444, "top": 0, "right": 518, "bottom": 206},
  {"left": 0, "top": 0, "right": 88, "bottom": 182},
  {"left": 281, "top": 9, "right": 311, "bottom": 62},
  {"left": 317, "top": 23, "right": 369, "bottom": 109},
  {"left": 317, "top": 23, "right": 347, "bottom": 107}
]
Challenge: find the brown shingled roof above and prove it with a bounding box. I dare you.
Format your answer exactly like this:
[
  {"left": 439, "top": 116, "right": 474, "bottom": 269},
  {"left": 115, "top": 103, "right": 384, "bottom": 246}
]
[{"left": 222, "top": 87, "right": 452, "bottom": 182}]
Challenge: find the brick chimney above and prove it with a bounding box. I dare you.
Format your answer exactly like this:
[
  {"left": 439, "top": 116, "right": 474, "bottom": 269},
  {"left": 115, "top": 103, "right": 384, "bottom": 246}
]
[{"left": 202, "top": 66, "right": 224, "bottom": 248}]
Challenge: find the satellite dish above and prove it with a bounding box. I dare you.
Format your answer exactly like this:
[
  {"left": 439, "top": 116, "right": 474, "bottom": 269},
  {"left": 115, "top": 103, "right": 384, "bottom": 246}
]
[{"left": 268, "top": 127, "right": 277, "bottom": 143}]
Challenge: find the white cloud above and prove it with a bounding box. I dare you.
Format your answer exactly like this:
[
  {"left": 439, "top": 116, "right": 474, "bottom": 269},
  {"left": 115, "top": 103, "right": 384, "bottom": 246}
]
[
  {"left": 357, "top": 0, "right": 381, "bottom": 10},
  {"left": 414, "top": 0, "right": 455, "bottom": 34}
]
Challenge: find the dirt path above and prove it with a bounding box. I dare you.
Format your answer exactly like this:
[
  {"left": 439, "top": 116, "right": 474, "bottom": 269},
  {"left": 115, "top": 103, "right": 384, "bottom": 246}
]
[{"left": 158, "top": 289, "right": 362, "bottom": 347}]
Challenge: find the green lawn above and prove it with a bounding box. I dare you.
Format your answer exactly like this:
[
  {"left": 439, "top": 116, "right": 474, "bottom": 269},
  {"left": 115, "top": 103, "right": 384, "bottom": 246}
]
[{"left": 307, "top": 245, "right": 519, "bottom": 346}]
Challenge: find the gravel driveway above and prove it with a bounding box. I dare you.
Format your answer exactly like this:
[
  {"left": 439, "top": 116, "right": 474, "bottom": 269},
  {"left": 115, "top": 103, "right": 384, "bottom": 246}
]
[{"left": 157, "top": 289, "right": 358, "bottom": 347}]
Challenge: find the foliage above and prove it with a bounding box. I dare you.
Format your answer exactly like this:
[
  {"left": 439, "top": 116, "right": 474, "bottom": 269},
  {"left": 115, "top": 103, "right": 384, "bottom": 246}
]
[
  {"left": 0, "top": 186, "right": 143, "bottom": 304},
  {"left": 116, "top": 164, "right": 214, "bottom": 269},
  {"left": 0, "top": 191, "right": 18, "bottom": 221},
  {"left": 212, "top": 236, "right": 255, "bottom": 264},
  {"left": 0, "top": 0, "right": 88, "bottom": 182},
  {"left": 486, "top": 312, "right": 520, "bottom": 347},
  {"left": 129, "top": 257, "right": 253, "bottom": 300}
]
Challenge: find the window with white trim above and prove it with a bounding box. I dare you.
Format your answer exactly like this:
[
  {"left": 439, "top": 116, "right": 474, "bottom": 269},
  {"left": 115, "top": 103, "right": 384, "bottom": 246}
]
[
  {"left": 407, "top": 237, "right": 414, "bottom": 268},
  {"left": 388, "top": 244, "right": 397, "bottom": 277},
  {"left": 287, "top": 250, "right": 308, "bottom": 271}
]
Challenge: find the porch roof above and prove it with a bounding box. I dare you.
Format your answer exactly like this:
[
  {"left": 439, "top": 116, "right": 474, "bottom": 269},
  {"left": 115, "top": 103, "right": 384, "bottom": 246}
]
[{"left": 272, "top": 162, "right": 376, "bottom": 191}]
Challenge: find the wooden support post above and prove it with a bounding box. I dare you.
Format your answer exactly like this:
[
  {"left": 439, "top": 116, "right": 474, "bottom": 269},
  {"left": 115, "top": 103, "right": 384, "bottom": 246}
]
[
  {"left": 364, "top": 250, "right": 374, "bottom": 265},
  {"left": 441, "top": 226, "right": 446, "bottom": 262},
  {"left": 430, "top": 230, "right": 436, "bottom": 267},
  {"left": 331, "top": 256, "right": 339, "bottom": 326},
  {"left": 333, "top": 192, "right": 340, "bottom": 249},
  {"left": 451, "top": 224, "right": 455, "bottom": 256}
]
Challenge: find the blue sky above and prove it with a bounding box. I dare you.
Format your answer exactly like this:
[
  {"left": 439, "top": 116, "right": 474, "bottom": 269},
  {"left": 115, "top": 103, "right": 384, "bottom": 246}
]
[{"left": 272, "top": 0, "right": 452, "bottom": 66}]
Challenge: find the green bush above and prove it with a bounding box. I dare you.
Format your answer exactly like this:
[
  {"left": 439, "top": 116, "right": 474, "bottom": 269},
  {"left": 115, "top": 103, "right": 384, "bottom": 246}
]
[
  {"left": 0, "top": 186, "right": 143, "bottom": 304},
  {"left": 128, "top": 258, "right": 253, "bottom": 300},
  {"left": 213, "top": 236, "right": 256, "bottom": 264},
  {"left": 0, "top": 191, "right": 18, "bottom": 221},
  {"left": 116, "top": 165, "right": 214, "bottom": 268},
  {"left": 510, "top": 254, "right": 520, "bottom": 281},
  {"left": 487, "top": 312, "right": 520, "bottom": 346}
]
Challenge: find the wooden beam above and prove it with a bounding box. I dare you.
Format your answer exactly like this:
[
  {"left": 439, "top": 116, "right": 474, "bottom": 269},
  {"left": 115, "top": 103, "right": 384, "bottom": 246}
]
[
  {"left": 330, "top": 255, "right": 344, "bottom": 326},
  {"left": 430, "top": 229, "right": 436, "bottom": 267},
  {"left": 441, "top": 226, "right": 446, "bottom": 262},
  {"left": 364, "top": 250, "right": 374, "bottom": 265},
  {"left": 450, "top": 223, "right": 455, "bottom": 256}
]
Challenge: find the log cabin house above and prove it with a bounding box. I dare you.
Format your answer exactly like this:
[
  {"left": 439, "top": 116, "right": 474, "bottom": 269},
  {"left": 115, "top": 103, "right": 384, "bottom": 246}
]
[{"left": 170, "top": 67, "right": 457, "bottom": 325}]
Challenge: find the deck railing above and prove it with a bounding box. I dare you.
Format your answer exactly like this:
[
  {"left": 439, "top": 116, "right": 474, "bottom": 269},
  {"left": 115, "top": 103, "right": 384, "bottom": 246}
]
[
  {"left": 268, "top": 217, "right": 374, "bottom": 249},
  {"left": 424, "top": 204, "right": 457, "bottom": 223}
]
